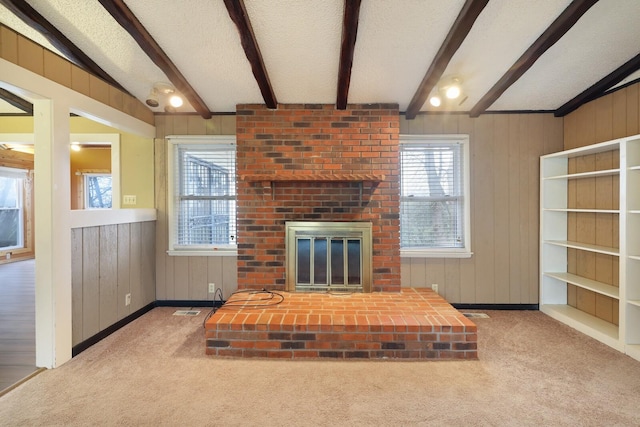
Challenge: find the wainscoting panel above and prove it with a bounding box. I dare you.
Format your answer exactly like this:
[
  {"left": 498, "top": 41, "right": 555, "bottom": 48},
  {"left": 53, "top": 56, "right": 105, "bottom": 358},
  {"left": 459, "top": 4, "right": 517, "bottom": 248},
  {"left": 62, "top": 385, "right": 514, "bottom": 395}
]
[{"left": 71, "top": 221, "right": 156, "bottom": 346}]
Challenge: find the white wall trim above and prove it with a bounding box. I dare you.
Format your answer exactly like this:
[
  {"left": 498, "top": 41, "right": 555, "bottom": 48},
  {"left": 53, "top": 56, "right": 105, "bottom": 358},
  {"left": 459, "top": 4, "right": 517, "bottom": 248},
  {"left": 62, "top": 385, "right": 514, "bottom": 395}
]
[{"left": 1, "top": 57, "right": 155, "bottom": 368}]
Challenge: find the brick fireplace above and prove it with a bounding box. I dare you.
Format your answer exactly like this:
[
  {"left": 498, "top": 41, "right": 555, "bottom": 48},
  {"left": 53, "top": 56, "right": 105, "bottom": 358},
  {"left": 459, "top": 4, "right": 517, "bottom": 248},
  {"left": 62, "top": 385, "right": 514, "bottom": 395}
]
[
  {"left": 236, "top": 103, "right": 401, "bottom": 292},
  {"left": 204, "top": 103, "right": 478, "bottom": 360}
]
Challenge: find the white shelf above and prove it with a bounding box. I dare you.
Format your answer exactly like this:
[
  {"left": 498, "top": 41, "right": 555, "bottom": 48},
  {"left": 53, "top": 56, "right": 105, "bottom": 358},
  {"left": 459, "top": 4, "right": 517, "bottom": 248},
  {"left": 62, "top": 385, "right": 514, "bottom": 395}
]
[
  {"left": 544, "top": 240, "right": 619, "bottom": 256},
  {"left": 544, "top": 272, "right": 619, "bottom": 299},
  {"left": 540, "top": 305, "right": 621, "bottom": 350},
  {"left": 541, "top": 133, "right": 640, "bottom": 361},
  {"left": 544, "top": 208, "right": 619, "bottom": 214},
  {"left": 542, "top": 138, "right": 622, "bottom": 159},
  {"left": 544, "top": 168, "right": 619, "bottom": 180}
]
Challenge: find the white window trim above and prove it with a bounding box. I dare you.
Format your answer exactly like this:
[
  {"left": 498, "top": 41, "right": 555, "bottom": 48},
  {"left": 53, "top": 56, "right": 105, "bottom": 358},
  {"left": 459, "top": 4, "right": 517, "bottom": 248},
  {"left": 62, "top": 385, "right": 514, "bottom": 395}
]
[
  {"left": 399, "top": 134, "right": 472, "bottom": 258},
  {"left": 166, "top": 135, "right": 237, "bottom": 256}
]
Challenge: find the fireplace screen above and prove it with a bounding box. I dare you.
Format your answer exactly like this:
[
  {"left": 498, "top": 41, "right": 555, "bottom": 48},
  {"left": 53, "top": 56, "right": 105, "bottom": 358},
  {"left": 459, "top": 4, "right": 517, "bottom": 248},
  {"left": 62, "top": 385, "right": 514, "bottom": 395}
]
[{"left": 286, "top": 222, "right": 372, "bottom": 292}]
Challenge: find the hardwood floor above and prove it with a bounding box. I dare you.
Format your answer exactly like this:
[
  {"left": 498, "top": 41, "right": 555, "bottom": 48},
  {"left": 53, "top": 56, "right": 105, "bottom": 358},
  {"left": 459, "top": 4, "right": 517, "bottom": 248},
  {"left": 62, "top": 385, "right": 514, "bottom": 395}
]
[{"left": 0, "top": 259, "right": 37, "bottom": 392}]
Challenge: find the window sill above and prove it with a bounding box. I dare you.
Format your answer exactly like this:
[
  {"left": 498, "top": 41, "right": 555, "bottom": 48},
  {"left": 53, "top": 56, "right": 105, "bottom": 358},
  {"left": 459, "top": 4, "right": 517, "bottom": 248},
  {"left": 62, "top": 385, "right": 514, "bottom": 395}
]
[
  {"left": 167, "top": 248, "right": 238, "bottom": 257},
  {"left": 400, "top": 248, "right": 473, "bottom": 258}
]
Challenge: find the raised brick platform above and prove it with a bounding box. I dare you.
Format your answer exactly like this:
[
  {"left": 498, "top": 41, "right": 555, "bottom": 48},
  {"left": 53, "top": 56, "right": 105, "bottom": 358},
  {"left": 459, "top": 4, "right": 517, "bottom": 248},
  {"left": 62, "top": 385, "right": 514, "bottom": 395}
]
[{"left": 205, "top": 288, "right": 478, "bottom": 360}]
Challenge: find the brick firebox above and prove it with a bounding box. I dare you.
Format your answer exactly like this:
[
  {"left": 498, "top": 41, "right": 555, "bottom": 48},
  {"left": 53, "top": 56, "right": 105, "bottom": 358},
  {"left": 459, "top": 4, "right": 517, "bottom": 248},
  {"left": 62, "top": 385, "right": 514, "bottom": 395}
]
[{"left": 236, "top": 104, "right": 401, "bottom": 292}]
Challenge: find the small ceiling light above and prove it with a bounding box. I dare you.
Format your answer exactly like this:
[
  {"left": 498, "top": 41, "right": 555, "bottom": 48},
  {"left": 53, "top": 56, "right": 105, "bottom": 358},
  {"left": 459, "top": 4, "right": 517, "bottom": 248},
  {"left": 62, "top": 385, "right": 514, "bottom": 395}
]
[
  {"left": 445, "top": 85, "right": 461, "bottom": 99},
  {"left": 429, "top": 95, "right": 442, "bottom": 107},
  {"left": 146, "top": 82, "right": 184, "bottom": 111},
  {"left": 443, "top": 77, "right": 462, "bottom": 99},
  {"left": 169, "top": 94, "right": 183, "bottom": 108},
  {"left": 145, "top": 88, "right": 159, "bottom": 107},
  {"left": 70, "top": 142, "right": 81, "bottom": 152}
]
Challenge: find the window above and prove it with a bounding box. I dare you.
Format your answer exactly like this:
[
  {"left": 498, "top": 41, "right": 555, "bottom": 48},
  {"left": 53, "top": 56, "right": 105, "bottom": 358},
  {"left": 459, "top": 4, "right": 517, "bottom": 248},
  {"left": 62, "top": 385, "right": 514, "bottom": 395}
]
[
  {"left": 167, "top": 136, "right": 236, "bottom": 255},
  {"left": 0, "top": 167, "right": 26, "bottom": 251},
  {"left": 400, "top": 135, "right": 471, "bottom": 258},
  {"left": 84, "top": 173, "right": 112, "bottom": 209}
]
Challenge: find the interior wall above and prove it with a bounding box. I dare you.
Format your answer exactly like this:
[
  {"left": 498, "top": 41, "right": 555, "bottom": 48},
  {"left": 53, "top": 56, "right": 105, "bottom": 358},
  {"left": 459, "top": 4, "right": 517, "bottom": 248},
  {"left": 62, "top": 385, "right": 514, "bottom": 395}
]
[
  {"left": 563, "top": 81, "right": 640, "bottom": 322},
  {"left": 154, "top": 115, "right": 238, "bottom": 300},
  {"left": 155, "top": 112, "right": 563, "bottom": 304},
  {"left": 400, "top": 113, "right": 564, "bottom": 304},
  {"left": 71, "top": 221, "right": 155, "bottom": 346},
  {"left": 0, "top": 116, "right": 155, "bottom": 208}
]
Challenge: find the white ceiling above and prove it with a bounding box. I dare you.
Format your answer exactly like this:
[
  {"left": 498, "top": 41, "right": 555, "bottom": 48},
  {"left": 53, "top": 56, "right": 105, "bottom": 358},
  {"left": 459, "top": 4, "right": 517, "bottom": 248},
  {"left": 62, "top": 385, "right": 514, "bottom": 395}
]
[{"left": 0, "top": 0, "right": 639, "bottom": 116}]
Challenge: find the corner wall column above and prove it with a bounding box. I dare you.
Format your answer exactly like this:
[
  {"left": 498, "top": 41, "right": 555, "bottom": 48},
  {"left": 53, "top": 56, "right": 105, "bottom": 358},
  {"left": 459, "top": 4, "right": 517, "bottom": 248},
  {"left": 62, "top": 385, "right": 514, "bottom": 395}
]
[{"left": 34, "top": 99, "right": 72, "bottom": 368}]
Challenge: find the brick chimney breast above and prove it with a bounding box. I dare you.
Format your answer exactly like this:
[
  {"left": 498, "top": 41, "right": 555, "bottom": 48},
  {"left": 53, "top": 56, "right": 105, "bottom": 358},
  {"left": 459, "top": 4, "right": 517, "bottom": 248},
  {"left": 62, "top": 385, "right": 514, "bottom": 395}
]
[{"left": 236, "top": 104, "right": 400, "bottom": 292}]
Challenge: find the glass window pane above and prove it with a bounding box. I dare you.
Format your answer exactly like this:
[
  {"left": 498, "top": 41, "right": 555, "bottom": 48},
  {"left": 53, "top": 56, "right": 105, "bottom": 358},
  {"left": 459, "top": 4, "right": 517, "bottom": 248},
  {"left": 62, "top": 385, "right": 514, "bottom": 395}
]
[
  {"left": 400, "top": 140, "right": 465, "bottom": 249},
  {"left": 347, "top": 239, "right": 361, "bottom": 285},
  {"left": 0, "top": 177, "right": 22, "bottom": 249},
  {"left": 86, "top": 175, "right": 112, "bottom": 209},
  {"left": 313, "top": 238, "right": 327, "bottom": 284},
  {"left": 176, "top": 145, "right": 236, "bottom": 246},
  {"left": 297, "top": 238, "right": 311, "bottom": 284},
  {"left": 330, "top": 239, "right": 344, "bottom": 285},
  {"left": 0, "top": 177, "right": 18, "bottom": 208}
]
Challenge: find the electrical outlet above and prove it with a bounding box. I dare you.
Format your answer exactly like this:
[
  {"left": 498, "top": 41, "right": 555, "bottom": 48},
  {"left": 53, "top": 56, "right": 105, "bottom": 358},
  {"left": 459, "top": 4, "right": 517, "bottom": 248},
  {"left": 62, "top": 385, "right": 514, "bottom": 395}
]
[
  {"left": 5, "top": 252, "right": 10, "bottom": 260},
  {"left": 431, "top": 284, "right": 439, "bottom": 294},
  {"left": 208, "top": 283, "right": 216, "bottom": 293},
  {"left": 125, "top": 293, "right": 131, "bottom": 306}
]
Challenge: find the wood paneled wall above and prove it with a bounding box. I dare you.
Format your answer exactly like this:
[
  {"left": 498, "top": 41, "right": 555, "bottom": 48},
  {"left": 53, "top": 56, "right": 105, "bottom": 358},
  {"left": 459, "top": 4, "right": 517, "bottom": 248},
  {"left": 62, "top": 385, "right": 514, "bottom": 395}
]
[
  {"left": 155, "top": 112, "right": 562, "bottom": 304},
  {"left": 71, "top": 221, "right": 155, "bottom": 346},
  {"left": 154, "top": 115, "right": 238, "bottom": 301},
  {"left": 400, "top": 113, "right": 564, "bottom": 304},
  {"left": 0, "top": 24, "right": 153, "bottom": 125},
  {"left": 563, "top": 82, "right": 640, "bottom": 323}
]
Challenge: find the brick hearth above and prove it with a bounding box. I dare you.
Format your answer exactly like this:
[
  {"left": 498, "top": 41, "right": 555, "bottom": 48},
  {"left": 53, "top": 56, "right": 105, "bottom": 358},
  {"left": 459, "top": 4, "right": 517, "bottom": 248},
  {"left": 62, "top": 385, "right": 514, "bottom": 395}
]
[{"left": 205, "top": 289, "right": 478, "bottom": 360}]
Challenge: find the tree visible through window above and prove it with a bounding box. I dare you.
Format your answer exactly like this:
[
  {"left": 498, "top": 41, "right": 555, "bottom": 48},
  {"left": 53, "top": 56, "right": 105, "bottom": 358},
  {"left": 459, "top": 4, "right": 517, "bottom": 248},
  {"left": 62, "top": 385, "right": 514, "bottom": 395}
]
[
  {"left": 168, "top": 137, "right": 237, "bottom": 252},
  {"left": 400, "top": 136, "right": 470, "bottom": 256},
  {"left": 84, "top": 174, "right": 112, "bottom": 209}
]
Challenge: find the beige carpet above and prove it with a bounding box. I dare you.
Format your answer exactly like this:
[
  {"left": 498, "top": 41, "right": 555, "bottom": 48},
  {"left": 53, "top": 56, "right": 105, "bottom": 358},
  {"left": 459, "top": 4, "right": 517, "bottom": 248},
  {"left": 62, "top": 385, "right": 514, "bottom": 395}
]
[{"left": 1, "top": 307, "right": 639, "bottom": 426}]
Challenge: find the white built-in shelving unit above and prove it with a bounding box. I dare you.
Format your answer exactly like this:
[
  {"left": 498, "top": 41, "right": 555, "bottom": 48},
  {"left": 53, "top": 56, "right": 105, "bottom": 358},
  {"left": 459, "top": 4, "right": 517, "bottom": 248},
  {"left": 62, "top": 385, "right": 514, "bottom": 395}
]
[{"left": 540, "top": 134, "right": 640, "bottom": 361}]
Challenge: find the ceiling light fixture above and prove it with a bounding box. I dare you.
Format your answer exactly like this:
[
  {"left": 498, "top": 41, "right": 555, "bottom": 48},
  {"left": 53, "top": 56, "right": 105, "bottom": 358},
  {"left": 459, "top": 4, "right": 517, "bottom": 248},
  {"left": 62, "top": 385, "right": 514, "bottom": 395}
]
[
  {"left": 428, "top": 76, "right": 463, "bottom": 108},
  {"left": 145, "top": 82, "right": 184, "bottom": 111}
]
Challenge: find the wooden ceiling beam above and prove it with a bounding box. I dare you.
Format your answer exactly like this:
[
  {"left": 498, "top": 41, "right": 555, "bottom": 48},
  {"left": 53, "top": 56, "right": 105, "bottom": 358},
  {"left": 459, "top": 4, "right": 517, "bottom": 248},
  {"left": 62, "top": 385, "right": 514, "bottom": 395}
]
[
  {"left": 98, "top": 0, "right": 212, "bottom": 119},
  {"left": 336, "top": 0, "right": 362, "bottom": 110},
  {"left": 469, "top": 0, "right": 599, "bottom": 118},
  {"left": 404, "top": 0, "right": 488, "bottom": 120},
  {"left": 0, "top": 88, "right": 32, "bottom": 114},
  {"left": 0, "top": 0, "right": 127, "bottom": 93},
  {"left": 555, "top": 53, "right": 640, "bottom": 117},
  {"left": 224, "top": 0, "right": 277, "bottom": 109}
]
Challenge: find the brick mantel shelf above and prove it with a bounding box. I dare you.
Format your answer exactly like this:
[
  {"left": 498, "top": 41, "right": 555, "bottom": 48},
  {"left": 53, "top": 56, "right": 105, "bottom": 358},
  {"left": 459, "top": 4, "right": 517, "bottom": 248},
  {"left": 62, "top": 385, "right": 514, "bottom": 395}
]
[{"left": 240, "top": 173, "right": 385, "bottom": 203}]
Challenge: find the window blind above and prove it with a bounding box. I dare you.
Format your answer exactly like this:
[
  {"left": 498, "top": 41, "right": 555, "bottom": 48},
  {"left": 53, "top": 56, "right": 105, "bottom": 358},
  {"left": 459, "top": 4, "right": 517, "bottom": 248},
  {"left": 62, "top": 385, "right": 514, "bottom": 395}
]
[
  {"left": 400, "top": 142, "right": 464, "bottom": 249},
  {"left": 174, "top": 144, "right": 236, "bottom": 246}
]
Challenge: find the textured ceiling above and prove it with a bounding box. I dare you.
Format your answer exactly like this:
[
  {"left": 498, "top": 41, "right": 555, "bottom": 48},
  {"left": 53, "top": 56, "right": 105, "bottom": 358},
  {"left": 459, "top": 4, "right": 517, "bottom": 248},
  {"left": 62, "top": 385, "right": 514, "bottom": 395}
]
[{"left": 0, "top": 0, "right": 639, "bottom": 117}]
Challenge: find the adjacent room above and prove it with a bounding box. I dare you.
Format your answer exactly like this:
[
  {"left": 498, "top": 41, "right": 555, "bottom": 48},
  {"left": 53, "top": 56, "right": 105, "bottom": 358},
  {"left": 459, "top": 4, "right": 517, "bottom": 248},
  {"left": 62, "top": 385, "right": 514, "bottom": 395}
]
[{"left": 1, "top": 0, "right": 639, "bottom": 424}]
